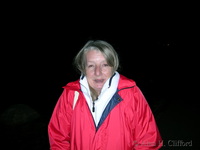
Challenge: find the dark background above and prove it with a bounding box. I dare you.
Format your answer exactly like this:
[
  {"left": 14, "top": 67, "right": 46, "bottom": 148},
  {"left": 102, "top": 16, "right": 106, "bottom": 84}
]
[{"left": 1, "top": 2, "right": 199, "bottom": 150}]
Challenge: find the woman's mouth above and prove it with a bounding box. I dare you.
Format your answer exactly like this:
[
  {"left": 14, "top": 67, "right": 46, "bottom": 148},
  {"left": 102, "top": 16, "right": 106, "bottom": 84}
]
[{"left": 94, "top": 79, "right": 104, "bottom": 83}]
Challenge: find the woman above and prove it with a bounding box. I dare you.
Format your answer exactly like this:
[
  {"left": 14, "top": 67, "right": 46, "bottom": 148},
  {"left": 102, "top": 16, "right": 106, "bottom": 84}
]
[{"left": 48, "top": 40, "right": 163, "bottom": 150}]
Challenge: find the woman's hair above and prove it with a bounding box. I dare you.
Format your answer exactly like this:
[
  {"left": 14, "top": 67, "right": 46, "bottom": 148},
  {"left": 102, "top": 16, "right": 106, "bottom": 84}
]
[{"left": 74, "top": 40, "right": 120, "bottom": 75}]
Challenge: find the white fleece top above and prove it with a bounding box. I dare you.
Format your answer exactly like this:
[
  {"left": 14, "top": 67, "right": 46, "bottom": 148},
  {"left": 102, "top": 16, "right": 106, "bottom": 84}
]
[{"left": 80, "top": 71, "right": 120, "bottom": 126}]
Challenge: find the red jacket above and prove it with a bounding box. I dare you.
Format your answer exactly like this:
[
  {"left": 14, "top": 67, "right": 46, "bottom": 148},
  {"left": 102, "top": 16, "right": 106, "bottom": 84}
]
[{"left": 48, "top": 74, "right": 163, "bottom": 150}]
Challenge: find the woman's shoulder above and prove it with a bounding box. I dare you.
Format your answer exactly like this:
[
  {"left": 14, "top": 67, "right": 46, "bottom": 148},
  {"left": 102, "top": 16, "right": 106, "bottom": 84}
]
[
  {"left": 118, "top": 74, "right": 137, "bottom": 89},
  {"left": 62, "top": 79, "right": 80, "bottom": 91}
]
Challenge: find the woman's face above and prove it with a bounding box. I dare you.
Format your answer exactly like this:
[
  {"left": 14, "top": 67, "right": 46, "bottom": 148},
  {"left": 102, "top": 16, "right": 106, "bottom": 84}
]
[{"left": 85, "top": 50, "right": 113, "bottom": 94}]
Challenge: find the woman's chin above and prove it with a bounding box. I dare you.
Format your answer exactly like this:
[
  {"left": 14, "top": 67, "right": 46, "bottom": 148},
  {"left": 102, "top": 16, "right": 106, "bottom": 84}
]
[{"left": 93, "top": 85, "right": 104, "bottom": 91}]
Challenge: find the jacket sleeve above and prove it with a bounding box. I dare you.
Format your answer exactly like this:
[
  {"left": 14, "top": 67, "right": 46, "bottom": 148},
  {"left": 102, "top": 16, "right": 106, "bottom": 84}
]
[
  {"left": 133, "top": 86, "right": 163, "bottom": 150},
  {"left": 48, "top": 89, "right": 73, "bottom": 150}
]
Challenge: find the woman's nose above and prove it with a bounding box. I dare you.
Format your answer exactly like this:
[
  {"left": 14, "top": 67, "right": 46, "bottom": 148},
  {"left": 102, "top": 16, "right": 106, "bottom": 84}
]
[{"left": 94, "top": 66, "right": 102, "bottom": 76}]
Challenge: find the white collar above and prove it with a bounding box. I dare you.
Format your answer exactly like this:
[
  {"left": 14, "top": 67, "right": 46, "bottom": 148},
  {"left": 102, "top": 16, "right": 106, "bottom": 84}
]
[{"left": 80, "top": 71, "right": 120, "bottom": 126}]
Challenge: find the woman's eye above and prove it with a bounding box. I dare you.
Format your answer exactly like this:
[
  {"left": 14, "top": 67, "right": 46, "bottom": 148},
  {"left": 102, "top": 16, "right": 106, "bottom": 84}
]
[
  {"left": 103, "top": 64, "right": 109, "bottom": 67},
  {"left": 88, "top": 65, "right": 94, "bottom": 68}
]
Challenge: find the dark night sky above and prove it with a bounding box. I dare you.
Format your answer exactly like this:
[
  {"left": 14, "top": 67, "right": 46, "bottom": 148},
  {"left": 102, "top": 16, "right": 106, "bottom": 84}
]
[
  {"left": 2, "top": 3, "right": 199, "bottom": 116},
  {"left": 1, "top": 4, "right": 199, "bottom": 149},
  {"left": 2, "top": 16, "right": 197, "bottom": 113}
]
